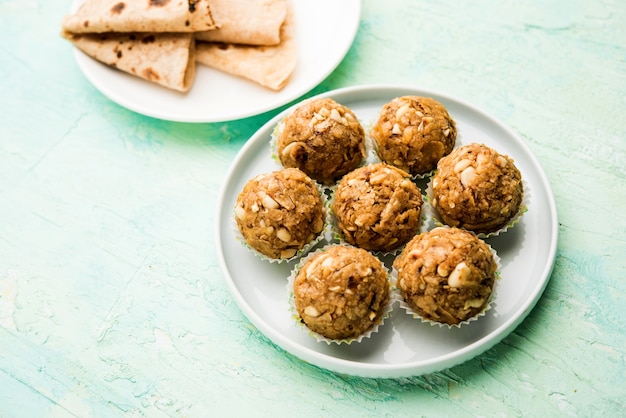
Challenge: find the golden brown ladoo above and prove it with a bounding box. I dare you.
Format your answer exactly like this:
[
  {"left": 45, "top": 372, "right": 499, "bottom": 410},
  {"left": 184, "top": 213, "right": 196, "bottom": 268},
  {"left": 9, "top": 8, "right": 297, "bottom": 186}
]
[
  {"left": 293, "top": 245, "right": 390, "bottom": 340},
  {"left": 431, "top": 143, "right": 524, "bottom": 234},
  {"left": 370, "top": 96, "right": 457, "bottom": 176},
  {"left": 332, "top": 163, "right": 423, "bottom": 253},
  {"left": 394, "top": 227, "right": 497, "bottom": 326},
  {"left": 276, "top": 98, "right": 366, "bottom": 185},
  {"left": 234, "top": 168, "right": 325, "bottom": 260}
]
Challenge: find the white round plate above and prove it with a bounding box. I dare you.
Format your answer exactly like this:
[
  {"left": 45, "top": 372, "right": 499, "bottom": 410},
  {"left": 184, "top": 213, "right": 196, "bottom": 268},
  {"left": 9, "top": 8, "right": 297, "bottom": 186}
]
[
  {"left": 215, "top": 85, "right": 558, "bottom": 378},
  {"left": 69, "top": 0, "right": 361, "bottom": 122}
]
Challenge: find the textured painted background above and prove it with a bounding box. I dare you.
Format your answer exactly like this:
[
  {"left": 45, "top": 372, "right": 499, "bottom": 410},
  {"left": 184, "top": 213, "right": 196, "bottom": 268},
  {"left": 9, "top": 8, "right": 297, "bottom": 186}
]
[{"left": 1, "top": 0, "right": 625, "bottom": 416}]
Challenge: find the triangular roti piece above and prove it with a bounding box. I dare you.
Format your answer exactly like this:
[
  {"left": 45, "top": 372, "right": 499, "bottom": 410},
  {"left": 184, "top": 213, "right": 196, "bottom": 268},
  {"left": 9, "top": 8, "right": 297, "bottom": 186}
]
[
  {"left": 195, "top": 2, "right": 296, "bottom": 90},
  {"left": 195, "top": 0, "right": 287, "bottom": 46},
  {"left": 63, "top": 31, "right": 196, "bottom": 92},
  {"left": 62, "top": 0, "right": 218, "bottom": 33}
]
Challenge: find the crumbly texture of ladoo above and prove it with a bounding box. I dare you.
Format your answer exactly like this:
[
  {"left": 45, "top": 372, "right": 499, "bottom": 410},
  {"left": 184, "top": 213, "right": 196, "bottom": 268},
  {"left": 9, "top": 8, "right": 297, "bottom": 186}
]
[
  {"left": 431, "top": 143, "right": 523, "bottom": 234},
  {"left": 235, "top": 168, "right": 325, "bottom": 259},
  {"left": 370, "top": 96, "right": 457, "bottom": 176},
  {"left": 393, "top": 227, "right": 496, "bottom": 325},
  {"left": 333, "top": 163, "right": 423, "bottom": 253},
  {"left": 293, "top": 245, "right": 390, "bottom": 340},
  {"left": 276, "top": 98, "right": 366, "bottom": 185}
]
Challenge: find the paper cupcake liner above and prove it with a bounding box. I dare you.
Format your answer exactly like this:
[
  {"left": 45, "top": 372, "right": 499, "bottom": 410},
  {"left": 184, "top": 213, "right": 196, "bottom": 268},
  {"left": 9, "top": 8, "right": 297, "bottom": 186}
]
[
  {"left": 286, "top": 243, "right": 394, "bottom": 345},
  {"left": 392, "top": 237, "right": 502, "bottom": 329},
  {"left": 233, "top": 178, "right": 332, "bottom": 264},
  {"left": 418, "top": 197, "right": 436, "bottom": 233},
  {"left": 426, "top": 177, "right": 530, "bottom": 239},
  {"left": 269, "top": 119, "right": 285, "bottom": 167},
  {"left": 411, "top": 169, "right": 437, "bottom": 181},
  {"left": 363, "top": 133, "right": 382, "bottom": 165}
]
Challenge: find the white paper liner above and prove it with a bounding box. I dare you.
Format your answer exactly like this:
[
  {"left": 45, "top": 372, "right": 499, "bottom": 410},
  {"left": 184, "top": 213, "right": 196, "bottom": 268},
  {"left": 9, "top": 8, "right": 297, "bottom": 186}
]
[
  {"left": 232, "top": 176, "right": 332, "bottom": 264},
  {"left": 269, "top": 119, "right": 284, "bottom": 167},
  {"left": 364, "top": 132, "right": 382, "bottom": 166},
  {"left": 391, "top": 236, "right": 502, "bottom": 329},
  {"left": 426, "top": 176, "right": 530, "bottom": 239},
  {"left": 327, "top": 175, "right": 429, "bottom": 257},
  {"left": 286, "top": 243, "right": 395, "bottom": 345},
  {"left": 419, "top": 197, "right": 436, "bottom": 233}
]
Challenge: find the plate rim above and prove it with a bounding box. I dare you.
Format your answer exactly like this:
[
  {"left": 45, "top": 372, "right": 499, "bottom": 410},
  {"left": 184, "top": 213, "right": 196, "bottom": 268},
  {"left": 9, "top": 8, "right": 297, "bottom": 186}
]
[
  {"left": 69, "top": 0, "right": 362, "bottom": 123},
  {"left": 215, "top": 84, "right": 559, "bottom": 378}
]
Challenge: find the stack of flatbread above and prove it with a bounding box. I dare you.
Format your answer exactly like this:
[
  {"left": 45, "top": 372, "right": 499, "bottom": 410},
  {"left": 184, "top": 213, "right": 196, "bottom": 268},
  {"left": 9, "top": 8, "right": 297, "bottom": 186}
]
[{"left": 61, "top": 0, "right": 297, "bottom": 92}]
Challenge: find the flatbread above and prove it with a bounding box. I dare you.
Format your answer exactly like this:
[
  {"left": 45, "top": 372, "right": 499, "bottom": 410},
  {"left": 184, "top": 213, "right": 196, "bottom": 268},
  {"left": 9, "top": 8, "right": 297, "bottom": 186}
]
[
  {"left": 195, "top": 0, "right": 287, "bottom": 46},
  {"left": 62, "top": 31, "right": 196, "bottom": 92},
  {"left": 195, "top": 2, "right": 296, "bottom": 91},
  {"left": 62, "top": 0, "right": 218, "bottom": 33}
]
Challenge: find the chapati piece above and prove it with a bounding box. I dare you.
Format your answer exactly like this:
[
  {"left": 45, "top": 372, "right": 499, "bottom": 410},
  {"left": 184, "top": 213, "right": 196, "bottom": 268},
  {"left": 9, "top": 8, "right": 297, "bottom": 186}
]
[
  {"left": 195, "top": 0, "right": 286, "bottom": 46},
  {"left": 62, "top": 31, "right": 196, "bottom": 92},
  {"left": 62, "top": 0, "right": 218, "bottom": 34},
  {"left": 195, "top": 2, "right": 296, "bottom": 91}
]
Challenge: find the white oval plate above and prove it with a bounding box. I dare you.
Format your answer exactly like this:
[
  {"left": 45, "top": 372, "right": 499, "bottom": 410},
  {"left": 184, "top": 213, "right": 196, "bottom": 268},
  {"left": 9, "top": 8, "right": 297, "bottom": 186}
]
[
  {"left": 69, "top": 0, "right": 361, "bottom": 122},
  {"left": 215, "top": 85, "right": 558, "bottom": 378}
]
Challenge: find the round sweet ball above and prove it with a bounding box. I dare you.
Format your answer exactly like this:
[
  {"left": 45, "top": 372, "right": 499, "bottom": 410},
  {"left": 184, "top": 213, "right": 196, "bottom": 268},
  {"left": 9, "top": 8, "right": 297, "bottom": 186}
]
[
  {"left": 276, "top": 97, "right": 366, "bottom": 185},
  {"left": 393, "top": 227, "right": 497, "bottom": 326},
  {"left": 370, "top": 96, "right": 457, "bottom": 176},
  {"left": 431, "top": 143, "right": 523, "bottom": 234},
  {"left": 234, "top": 168, "right": 325, "bottom": 260},
  {"left": 333, "top": 163, "right": 423, "bottom": 253},
  {"left": 293, "top": 245, "right": 390, "bottom": 340}
]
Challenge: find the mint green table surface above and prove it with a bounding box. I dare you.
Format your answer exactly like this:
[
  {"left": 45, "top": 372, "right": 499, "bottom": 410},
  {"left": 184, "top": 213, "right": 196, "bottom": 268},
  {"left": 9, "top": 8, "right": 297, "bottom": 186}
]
[{"left": 1, "top": 1, "right": 625, "bottom": 416}]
